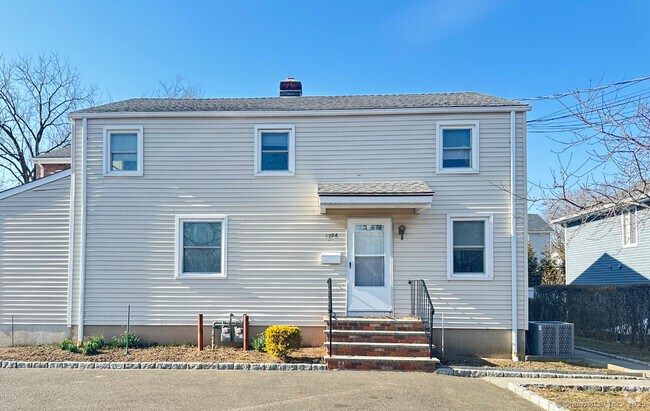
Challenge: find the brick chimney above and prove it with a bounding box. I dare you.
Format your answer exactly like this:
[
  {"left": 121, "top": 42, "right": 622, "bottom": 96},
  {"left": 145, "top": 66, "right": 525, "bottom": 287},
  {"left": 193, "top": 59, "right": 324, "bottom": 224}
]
[{"left": 280, "top": 78, "right": 302, "bottom": 97}]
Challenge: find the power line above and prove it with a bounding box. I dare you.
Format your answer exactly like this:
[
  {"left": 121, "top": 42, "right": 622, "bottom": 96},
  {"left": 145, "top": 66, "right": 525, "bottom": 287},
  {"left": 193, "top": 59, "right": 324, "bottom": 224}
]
[{"left": 517, "top": 74, "right": 650, "bottom": 101}]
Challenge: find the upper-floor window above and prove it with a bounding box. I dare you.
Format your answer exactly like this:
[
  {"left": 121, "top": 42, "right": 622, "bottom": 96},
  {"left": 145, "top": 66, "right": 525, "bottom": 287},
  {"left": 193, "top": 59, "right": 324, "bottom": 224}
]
[
  {"left": 254, "top": 125, "right": 295, "bottom": 176},
  {"left": 622, "top": 207, "right": 638, "bottom": 247},
  {"left": 103, "top": 126, "right": 144, "bottom": 176},
  {"left": 447, "top": 214, "right": 493, "bottom": 280},
  {"left": 175, "top": 214, "right": 228, "bottom": 279},
  {"left": 436, "top": 121, "right": 479, "bottom": 173}
]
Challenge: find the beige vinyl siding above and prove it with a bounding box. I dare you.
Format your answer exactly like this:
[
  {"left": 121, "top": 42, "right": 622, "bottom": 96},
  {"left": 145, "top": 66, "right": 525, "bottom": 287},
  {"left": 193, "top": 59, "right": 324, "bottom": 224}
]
[
  {"left": 0, "top": 175, "right": 70, "bottom": 325},
  {"left": 71, "top": 111, "right": 528, "bottom": 329}
]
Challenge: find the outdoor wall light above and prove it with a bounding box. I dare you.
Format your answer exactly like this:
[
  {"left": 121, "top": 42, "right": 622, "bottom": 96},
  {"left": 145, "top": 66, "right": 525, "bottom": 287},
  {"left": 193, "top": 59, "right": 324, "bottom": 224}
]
[{"left": 398, "top": 225, "right": 406, "bottom": 240}]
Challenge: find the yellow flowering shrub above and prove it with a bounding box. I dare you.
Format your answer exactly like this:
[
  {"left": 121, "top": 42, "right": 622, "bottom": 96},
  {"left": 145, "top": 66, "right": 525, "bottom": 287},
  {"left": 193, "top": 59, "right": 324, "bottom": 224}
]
[{"left": 265, "top": 326, "right": 301, "bottom": 358}]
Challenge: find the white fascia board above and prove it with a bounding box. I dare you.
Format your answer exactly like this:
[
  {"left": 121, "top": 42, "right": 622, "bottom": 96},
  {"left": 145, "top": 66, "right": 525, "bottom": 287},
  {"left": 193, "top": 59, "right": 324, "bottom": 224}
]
[
  {"left": 0, "top": 169, "right": 71, "bottom": 201},
  {"left": 319, "top": 195, "right": 433, "bottom": 214},
  {"left": 32, "top": 158, "right": 72, "bottom": 165},
  {"left": 69, "top": 105, "right": 531, "bottom": 120}
]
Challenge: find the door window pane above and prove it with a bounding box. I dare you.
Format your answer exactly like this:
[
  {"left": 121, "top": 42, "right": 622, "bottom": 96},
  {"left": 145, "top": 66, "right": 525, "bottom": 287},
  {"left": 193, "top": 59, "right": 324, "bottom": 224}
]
[
  {"left": 355, "top": 256, "right": 385, "bottom": 286},
  {"left": 354, "top": 224, "right": 384, "bottom": 255}
]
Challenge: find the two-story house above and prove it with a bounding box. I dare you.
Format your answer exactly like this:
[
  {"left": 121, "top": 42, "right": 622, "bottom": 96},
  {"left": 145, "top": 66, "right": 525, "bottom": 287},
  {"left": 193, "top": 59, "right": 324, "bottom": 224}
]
[{"left": 0, "top": 79, "right": 530, "bottom": 364}]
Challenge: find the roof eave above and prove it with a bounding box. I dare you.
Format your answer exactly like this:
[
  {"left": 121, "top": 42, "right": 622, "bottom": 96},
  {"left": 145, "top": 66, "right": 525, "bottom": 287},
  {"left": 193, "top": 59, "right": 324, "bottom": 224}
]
[{"left": 68, "top": 105, "right": 531, "bottom": 119}]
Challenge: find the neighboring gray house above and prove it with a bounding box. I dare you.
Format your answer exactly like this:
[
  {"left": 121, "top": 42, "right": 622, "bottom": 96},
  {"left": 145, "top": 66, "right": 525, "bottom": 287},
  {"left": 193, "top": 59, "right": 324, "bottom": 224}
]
[
  {"left": 554, "top": 205, "right": 650, "bottom": 285},
  {"left": 527, "top": 214, "right": 553, "bottom": 259}
]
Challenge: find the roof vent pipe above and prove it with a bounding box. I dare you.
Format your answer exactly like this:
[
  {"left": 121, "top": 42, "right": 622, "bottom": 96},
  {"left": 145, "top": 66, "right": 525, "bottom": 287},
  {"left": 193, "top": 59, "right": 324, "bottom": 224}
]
[{"left": 280, "top": 78, "right": 302, "bottom": 97}]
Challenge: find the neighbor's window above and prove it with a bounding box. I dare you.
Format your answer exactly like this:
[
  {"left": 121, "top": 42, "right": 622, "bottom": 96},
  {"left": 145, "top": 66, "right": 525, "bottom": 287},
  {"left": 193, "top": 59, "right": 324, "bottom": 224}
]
[
  {"left": 176, "top": 215, "right": 228, "bottom": 278},
  {"left": 436, "top": 121, "right": 479, "bottom": 173},
  {"left": 622, "top": 207, "right": 638, "bottom": 247},
  {"left": 447, "top": 215, "right": 493, "bottom": 279},
  {"left": 103, "top": 126, "right": 143, "bottom": 176},
  {"left": 254, "top": 125, "right": 295, "bottom": 175}
]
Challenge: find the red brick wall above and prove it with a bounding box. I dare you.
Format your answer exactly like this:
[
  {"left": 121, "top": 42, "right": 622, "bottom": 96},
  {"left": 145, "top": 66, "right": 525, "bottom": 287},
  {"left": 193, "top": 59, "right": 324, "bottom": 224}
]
[{"left": 40, "top": 163, "right": 71, "bottom": 178}]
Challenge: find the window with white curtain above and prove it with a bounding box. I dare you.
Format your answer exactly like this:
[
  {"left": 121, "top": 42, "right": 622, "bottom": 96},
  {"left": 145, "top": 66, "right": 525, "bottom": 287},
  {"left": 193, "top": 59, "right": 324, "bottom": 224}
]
[{"left": 175, "top": 215, "right": 228, "bottom": 278}]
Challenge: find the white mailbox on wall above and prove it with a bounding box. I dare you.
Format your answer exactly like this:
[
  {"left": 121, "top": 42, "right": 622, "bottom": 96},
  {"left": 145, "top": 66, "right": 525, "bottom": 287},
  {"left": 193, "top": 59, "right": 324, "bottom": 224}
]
[{"left": 321, "top": 252, "right": 341, "bottom": 264}]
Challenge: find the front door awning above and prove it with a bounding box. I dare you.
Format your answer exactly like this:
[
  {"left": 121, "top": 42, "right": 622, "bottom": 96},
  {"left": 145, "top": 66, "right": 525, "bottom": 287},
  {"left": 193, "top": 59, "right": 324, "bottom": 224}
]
[{"left": 318, "top": 181, "right": 434, "bottom": 214}]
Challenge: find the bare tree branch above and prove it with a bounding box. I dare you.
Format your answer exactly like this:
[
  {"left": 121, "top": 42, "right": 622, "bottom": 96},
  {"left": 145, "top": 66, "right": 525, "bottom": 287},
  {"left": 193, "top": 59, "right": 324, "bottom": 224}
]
[{"left": 0, "top": 52, "right": 97, "bottom": 185}]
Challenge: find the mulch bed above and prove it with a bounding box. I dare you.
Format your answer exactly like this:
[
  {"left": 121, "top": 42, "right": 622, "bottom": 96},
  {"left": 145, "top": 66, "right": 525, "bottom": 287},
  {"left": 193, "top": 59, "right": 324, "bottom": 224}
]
[
  {"left": 0, "top": 345, "right": 326, "bottom": 364},
  {"left": 531, "top": 387, "right": 650, "bottom": 410},
  {"left": 443, "top": 355, "right": 611, "bottom": 372}
]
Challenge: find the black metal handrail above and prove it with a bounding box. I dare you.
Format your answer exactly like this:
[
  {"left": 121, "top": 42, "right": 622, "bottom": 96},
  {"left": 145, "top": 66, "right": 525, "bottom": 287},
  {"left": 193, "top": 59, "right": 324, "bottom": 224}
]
[
  {"left": 327, "top": 278, "right": 336, "bottom": 356},
  {"left": 408, "top": 279, "right": 435, "bottom": 358}
]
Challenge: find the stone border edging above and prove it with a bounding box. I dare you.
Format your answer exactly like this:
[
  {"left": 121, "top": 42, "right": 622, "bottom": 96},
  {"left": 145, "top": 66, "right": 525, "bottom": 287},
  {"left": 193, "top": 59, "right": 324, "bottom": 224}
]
[
  {"left": 436, "top": 365, "right": 642, "bottom": 379},
  {"left": 0, "top": 360, "right": 326, "bottom": 371},
  {"left": 507, "top": 382, "right": 569, "bottom": 411},
  {"left": 576, "top": 346, "right": 650, "bottom": 367},
  {"left": 519, "top": 382, "right": 650, "bottom": 392}
]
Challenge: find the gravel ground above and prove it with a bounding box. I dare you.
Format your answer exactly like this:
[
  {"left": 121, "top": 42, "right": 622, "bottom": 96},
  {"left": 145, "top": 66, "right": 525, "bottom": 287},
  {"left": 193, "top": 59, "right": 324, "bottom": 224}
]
[{"left": 0, "top": 345, "right": 326, "bottom": 364}]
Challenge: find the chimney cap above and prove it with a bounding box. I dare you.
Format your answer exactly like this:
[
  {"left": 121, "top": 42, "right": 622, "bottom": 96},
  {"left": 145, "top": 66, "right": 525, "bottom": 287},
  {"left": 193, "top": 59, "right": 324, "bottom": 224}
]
[{"left": 280, "top": 77, "right": 302, "bottom": 97}]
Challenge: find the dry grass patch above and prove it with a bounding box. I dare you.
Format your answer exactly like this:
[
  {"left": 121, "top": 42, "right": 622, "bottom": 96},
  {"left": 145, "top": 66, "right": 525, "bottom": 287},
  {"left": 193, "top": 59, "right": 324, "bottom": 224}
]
[
  {"left": 531, "top": 387, "right": 649, "bottom": 410},
  {"left": 0, "top": 345, "right": 326, "bottom": 364},
  {"left": 576, "top": 336, "right": 650, "bottom": 364},
  {"left": 444, "top": 355, "right": 611, "bottom": 372}
]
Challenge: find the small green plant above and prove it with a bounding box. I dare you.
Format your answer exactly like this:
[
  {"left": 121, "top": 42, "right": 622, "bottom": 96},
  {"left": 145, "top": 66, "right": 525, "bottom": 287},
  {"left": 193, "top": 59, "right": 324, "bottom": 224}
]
[
  {"left": 79, "top": 334, "right": 105, "bottom": 355},
  {"left": 183, "top": 342, "right": 195, "bottom": 348},
  {"left": 112, "top": 331, "right": 141, "bottom": 349},
  {"left": 251, "top": 333, "right": 267, "bottom": 352},
  {"left": 59, "top": 339, "right": 78, "bottom": 353},
  {"left": 265, "top": 326, "right": 301, "bottom": 358}
]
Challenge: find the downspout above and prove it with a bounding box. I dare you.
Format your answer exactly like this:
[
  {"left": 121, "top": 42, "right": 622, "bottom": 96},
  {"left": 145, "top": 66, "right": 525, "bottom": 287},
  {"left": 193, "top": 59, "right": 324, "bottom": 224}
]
[
  {"left": 77, "top": 117, "right": 87, "bottom": 342},
  {"left": 66, "top": 120, "right": 77, "bottom": 327},
  {"left": 510, "top": 110, "right": 519, "bottom": 361}
]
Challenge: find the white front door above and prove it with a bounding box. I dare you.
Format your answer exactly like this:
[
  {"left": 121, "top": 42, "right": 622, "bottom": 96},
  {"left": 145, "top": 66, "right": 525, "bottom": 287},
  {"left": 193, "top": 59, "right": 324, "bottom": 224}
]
[{"left": 347, "top": 217, "right": 393, "bottom": 313}]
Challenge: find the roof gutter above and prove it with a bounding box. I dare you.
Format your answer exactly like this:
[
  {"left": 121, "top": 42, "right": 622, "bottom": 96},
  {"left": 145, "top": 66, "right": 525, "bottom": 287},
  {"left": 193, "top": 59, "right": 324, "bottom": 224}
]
[
  {"left": 68, "top": 105, "right": 531, "bottom": 120},
  {"left": 510, "top": 110, "right": 519, "bottom": 362},
  {"left": 77, "top": 117, "right": 87, "bottom": 342}
]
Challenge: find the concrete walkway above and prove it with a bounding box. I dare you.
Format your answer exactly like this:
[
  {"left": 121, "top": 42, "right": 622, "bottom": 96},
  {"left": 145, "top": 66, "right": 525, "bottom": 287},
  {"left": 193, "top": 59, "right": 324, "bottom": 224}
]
[
  {"left": 0, "top": 369, "right": 535, "bottom": 410},
  {"left": 574, "top": 347, "right": 650, "bottom": 377}
]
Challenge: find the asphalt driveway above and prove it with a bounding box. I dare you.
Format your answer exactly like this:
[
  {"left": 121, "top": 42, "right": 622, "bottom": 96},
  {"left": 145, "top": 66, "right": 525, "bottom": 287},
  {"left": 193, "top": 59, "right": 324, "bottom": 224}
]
[{"left": 0, "top": 369, "right": 534, "bottom": 410}]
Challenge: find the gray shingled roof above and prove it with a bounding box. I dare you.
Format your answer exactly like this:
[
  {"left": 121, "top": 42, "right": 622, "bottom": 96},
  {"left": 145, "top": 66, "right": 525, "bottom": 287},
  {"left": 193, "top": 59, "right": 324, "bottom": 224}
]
[
  {"left": 31, "top": 145, "right": 71, "bottom": 160},
  {"left": 71, "top": 92, "right": 527, "bottom": 114},
  {"left": 528, "top": 214, "right": 554, "bottom": 233},
  {"left": 318, "top": 181, "right": 434, "bottom": 196}
]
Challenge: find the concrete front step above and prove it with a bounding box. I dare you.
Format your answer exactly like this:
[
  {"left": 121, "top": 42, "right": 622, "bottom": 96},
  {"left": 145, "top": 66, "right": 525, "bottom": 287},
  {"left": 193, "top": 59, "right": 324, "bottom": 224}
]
[
  {"left": 325, "top": 341, "right": 433, "bottom": 357},
  {"left": 323, "top": 329, "right": 430, "bottom": 344},
  {"left": 325, "top": 355, "right": 440, "bottom": 372}
]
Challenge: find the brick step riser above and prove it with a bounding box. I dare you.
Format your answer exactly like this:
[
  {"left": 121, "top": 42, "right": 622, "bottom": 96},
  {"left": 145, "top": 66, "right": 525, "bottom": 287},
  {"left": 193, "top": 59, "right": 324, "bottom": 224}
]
[
  {"left": 327, "top": 334, "right": 430, "bottom": 344},
  {"left": 327, "top": 360, "right": 437, "bottom": 372},
  {"left": 330, "top": 346, "right": 431, "bottom": 357},
  {"left": 329, "top": 323, "right": 424, "bottom": 333}
]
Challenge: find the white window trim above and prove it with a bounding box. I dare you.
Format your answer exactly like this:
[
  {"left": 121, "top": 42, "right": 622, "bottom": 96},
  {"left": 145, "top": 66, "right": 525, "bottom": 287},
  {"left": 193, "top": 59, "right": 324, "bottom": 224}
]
[
  {"left": 103, "top": 126, "right": 144, "bottom": 176},
  {"left": 175, "top": 214, "right": 228, "bottom": 279},
  {"left": 621, "top": 207, "right": 638, "bottom": 248},
  {"left": 447, "top": 213, "right": 493, "bottom": 280},
  {"left": 254, "top": 124, "right": 295, "bottom": 176},
  {"left": 436, "top": 120, "right": 479, "bottom": 174}
]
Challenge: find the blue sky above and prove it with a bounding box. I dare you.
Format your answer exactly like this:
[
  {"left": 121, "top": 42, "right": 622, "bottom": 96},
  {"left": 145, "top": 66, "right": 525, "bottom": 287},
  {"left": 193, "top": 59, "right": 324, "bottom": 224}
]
[{"left": 3, "top": 0, "right": 649, "bottom": 212}]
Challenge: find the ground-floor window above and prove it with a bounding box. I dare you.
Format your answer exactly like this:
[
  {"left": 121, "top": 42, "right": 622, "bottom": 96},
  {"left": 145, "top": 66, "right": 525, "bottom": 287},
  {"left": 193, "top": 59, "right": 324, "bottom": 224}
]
[
  {"left": 447, "top": 214, "right": 493, "bottom": 280},
  {"left": 175, "top": 214, "right": 228, "bottom": 279}
]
